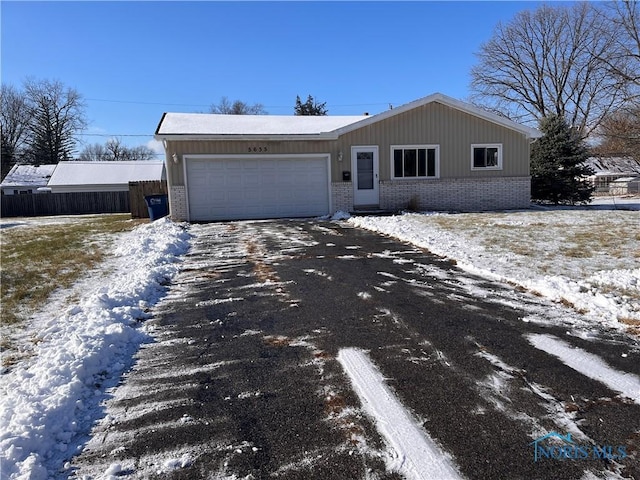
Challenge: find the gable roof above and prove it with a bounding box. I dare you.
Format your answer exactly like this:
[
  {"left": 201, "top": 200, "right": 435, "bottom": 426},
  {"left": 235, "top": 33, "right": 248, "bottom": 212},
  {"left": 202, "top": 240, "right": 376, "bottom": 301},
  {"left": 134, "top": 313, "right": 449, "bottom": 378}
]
[
  {"left": 47, "top": 161, "right": 165, "bottom": 187},
  {"left": 335, "top": 93, "right": 543, "bottom": 139},
  {"left": 1, "top": 164, "right": 57, "bottom": 188},
  {"left": 155, "top": 93, "right": 542, "bottom": 141}
]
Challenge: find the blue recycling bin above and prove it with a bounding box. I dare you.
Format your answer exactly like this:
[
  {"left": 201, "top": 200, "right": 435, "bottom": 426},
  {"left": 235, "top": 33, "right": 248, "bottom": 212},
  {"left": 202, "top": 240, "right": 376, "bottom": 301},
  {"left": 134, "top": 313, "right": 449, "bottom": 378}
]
[{"left": 144, "top": 194, "right": 169, "bottom": 221}]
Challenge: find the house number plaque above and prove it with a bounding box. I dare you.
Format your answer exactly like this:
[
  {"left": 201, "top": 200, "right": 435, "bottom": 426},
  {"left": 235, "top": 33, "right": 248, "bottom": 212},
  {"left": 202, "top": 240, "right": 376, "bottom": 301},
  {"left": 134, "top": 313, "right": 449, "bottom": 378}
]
[{"left": 248, "top": 146, "right": 268, "bottom": 152}]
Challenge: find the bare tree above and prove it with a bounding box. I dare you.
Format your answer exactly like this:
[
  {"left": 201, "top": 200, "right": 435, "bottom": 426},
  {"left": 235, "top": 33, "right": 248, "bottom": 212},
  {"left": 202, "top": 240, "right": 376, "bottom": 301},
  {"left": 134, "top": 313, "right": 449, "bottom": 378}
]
[
  {"left": 209, "top": 96, "right": 267, "bottom": 115},
  {"left": 602, "top": 0, "right": 640, "bottom": 90},
  {"left": 23, "top": 78, "right": 87, "bottom": 163},
  {"left": 126, "top": 145, "right": 155, "bottom": 161},
  {"left": 78, "top": 138, "right": 156, "bottom": 161},
  {"left": 593, "top": 107, "right": 640, "bottom": 160},
  {"left": 78, "top": 142, "right": 108, "bottom": 161},
  {"left": 470, "top": 2, "right": 630, "bottom": 136},
  {"left": 1, "top": 84, "right": 31, "bottom": 177},
  {"left": 104, "top": 137, "right": 127, "bottom": 161},
  {"left": 591, "top": 1, "right": 640, "bottom": 161}
]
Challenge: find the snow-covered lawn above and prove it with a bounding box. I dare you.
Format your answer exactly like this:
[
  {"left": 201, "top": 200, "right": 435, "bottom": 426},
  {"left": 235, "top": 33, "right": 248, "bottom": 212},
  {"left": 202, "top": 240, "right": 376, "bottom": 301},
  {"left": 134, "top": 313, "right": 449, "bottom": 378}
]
[
  {"left": 349, "top": 205, "right": 640, "bottom": 334},
  {"left": 0, "top": 218, "right": 191, "bottom": 480}
]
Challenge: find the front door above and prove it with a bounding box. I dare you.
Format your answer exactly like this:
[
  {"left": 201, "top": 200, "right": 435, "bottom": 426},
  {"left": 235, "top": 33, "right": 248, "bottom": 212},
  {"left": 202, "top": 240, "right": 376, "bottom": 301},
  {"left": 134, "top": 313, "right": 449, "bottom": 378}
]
[{"left": 352, "top": 146, "right": 379, "bottom": 206}]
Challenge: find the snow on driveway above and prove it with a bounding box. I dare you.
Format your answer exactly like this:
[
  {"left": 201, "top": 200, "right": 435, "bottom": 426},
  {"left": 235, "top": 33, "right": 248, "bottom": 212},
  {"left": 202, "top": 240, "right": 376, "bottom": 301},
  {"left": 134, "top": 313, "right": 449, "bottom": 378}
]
[
  {"left": 338, "top": 348, "right": 463, "bottom": 480},
  {"left": 527, "top": 333, "right": 640, "bottom": 404},
  {"left": 0, "top": 218, "right": 191, "bottom": 480}
]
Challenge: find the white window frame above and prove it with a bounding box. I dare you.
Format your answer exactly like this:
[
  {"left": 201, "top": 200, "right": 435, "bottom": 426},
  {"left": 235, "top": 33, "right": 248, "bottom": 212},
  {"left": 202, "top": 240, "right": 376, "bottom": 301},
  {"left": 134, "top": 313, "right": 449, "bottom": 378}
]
[
  {"left": 471, "top": 144, "right": 503, "bottom": 171},
  {"left": 390, "top": 144, "right": 440, "bottom": 180}
]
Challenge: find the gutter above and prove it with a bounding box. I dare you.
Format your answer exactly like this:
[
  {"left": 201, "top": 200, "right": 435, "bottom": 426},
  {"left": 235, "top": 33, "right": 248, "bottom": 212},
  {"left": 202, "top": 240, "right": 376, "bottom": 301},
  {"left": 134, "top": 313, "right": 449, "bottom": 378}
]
[{"left": 154, "top": 133, "right": 340, "bottom": 142}]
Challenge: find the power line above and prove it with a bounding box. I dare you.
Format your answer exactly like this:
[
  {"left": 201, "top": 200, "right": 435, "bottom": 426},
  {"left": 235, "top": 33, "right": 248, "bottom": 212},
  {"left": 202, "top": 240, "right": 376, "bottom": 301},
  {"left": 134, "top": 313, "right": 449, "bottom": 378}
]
[
  {"left": 86, "top": 98, "right": 209, "bottom": 107},
  {"left": 77, "top": 97, "right": 399, "bottom": 141},
  {"left": 86, "top": 96, "right": 395, "bottom": 110},
  {"left": 76, "top": 133, "right": 154, "bottom": 137}
]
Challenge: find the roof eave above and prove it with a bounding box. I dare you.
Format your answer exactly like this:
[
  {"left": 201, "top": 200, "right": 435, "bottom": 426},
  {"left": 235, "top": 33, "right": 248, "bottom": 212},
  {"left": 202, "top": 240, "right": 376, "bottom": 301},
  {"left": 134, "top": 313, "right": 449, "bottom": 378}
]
[{"left": 155, "top": 133, "right": 340, "bottom": 142}]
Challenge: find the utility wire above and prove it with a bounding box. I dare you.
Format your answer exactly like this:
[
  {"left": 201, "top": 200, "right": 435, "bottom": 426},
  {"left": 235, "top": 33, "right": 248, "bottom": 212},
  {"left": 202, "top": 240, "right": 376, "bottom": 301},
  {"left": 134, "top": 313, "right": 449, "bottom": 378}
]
[
  {"left": 86, "top": 97, "right": 394, "bottom": 109},
  {"left": 78, "top": 97, "right": 398, "bottom": 141},
  {"left": 76, "top": 133, "right": 154, "bottom": 137}
]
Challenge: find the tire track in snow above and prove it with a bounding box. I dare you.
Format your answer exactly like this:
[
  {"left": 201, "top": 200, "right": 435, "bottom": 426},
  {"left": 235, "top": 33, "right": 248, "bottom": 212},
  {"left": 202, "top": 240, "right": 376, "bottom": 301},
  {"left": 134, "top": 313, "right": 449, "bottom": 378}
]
[
  {"left": 337, "top": 348, "right": 463, "bottom": 480},
  {"left": 527, "top": 334, "right": 640, "bottom": 404}
]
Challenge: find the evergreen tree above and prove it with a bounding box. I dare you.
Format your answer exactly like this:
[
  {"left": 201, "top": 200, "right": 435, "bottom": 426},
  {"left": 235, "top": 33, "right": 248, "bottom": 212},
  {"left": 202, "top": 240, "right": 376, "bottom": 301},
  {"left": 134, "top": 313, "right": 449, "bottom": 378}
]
[
  {"left": 531, "top": 114, "right": 594, "bottom": 204},
  {"left": 294, "top": 95, "right": 328, "bottom": 116}
]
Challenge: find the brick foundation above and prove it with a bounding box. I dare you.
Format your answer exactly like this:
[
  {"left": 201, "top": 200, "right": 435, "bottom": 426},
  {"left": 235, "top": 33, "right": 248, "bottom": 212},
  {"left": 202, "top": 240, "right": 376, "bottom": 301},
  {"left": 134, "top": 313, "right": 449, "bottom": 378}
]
[
  {"left": 331, "top": 182, "right": 353, "bottom": 213},
  {"left": 331, "top": 177, "right": 531, "bottom": 213},
  {"left": 169, "top": 185, "right": 188, "bottom": 221}
]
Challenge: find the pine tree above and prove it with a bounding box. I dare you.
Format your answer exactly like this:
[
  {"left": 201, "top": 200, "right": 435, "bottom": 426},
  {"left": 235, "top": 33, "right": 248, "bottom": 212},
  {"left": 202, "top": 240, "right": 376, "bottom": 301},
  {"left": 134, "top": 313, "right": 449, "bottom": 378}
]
[
  {"left": 294, "top": 95, "right": 328, "bottom": 116},
  {"left": 531, "top": 114, "right": 594, "bottom": 204}
]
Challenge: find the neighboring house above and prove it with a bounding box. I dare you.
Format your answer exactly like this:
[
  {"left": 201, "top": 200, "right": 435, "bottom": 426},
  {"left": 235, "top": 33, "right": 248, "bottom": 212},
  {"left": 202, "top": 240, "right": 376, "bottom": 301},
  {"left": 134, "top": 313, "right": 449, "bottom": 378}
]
[
  {"left": 46, "top": 161, "right": 166, "bottom": 193},
  {"left": 0, "top": 164, "right": 57, "bottom": 195},
  {"left": 155, "top": 93, "right": 542, "bottom": 222},
  {"left": 585, "top": 156, "right": 640, "bottom": 192},
  {"left": 609, "top": 177, "right": 640, "bottom": 195}
]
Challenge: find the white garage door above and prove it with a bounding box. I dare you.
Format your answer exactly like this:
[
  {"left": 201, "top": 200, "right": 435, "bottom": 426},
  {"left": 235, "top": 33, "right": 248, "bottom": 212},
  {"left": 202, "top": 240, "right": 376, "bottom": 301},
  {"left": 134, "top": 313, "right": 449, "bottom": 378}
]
[{"left": 185, "top": 156, "right": 330, "bottom": 221}]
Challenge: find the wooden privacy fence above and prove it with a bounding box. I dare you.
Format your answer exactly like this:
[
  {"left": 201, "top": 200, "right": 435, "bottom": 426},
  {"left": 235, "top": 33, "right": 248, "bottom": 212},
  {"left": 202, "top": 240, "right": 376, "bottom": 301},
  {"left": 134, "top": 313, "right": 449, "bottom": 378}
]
[
  {"left": 1, "top": 191, "right": 130, "bottom": 218},
  {"left": 129, "top": 181, "right": 168, "bottom": 218}
]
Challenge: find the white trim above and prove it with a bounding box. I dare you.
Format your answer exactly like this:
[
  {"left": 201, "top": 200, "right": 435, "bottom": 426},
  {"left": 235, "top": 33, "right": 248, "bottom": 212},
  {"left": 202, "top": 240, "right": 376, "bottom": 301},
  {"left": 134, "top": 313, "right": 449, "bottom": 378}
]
[
  {"left": 156, "top": 133, "right": 342, "bottom": 142},
  {"left": 390, "top": 144, "right": 440, "bottom": 180},
  {"left": 182, "top": 153, "right": 332, "bottom": 222},
  {"left": 182, "top": 155, "right": 191, "bottom": 222},
  {"left": 183, "top": 153, "right": 331, "bottom": 160},
  {"left": 471, "top": 144, "right": 503, "bottom": 171},
  {"left": 351, "top": 145, "right": 380, "bottom": 206}
]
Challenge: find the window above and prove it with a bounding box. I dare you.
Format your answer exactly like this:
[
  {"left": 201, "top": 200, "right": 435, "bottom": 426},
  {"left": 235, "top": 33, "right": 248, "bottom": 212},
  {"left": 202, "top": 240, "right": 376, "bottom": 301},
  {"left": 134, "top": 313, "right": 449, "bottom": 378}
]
[
  {"left": 471, "top": 144, "right": 502, "bottom": 170},
  {"left": 392, "top": 145, "right": 439, "bottom": 179}
]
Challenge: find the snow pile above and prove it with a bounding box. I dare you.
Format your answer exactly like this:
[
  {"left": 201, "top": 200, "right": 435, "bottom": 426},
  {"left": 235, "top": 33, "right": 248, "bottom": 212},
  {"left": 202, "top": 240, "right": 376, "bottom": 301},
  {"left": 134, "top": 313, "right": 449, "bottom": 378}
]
[
  {"left": 331, "top": 210, "right": 351, "bottom": 221},
  {"left": 0, "top": 218, "right": 191, "bottom": 480},
  {"left": 349, "top": 212, "right": 640, "bottom": 329}
]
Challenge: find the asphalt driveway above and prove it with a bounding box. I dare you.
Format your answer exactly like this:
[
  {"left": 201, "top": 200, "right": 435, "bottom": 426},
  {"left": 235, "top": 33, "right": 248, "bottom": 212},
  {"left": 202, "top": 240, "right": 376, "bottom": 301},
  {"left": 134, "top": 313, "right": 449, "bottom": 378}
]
[{"left": 70, "top": 219, "right": 640, "bottom": 480}]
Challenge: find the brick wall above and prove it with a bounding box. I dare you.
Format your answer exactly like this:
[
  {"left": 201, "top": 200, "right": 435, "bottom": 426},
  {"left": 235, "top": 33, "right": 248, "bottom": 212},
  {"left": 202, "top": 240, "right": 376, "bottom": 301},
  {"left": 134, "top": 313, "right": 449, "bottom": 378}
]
[
  {"left": 173, "top": 177, "right": 529, "bottom": 221},
  {"left": 169, "top": 185, "right": 188, "bottom": 221},
  {"left": 330, "top": 177, "right": 530, "bottom": 214},
  {"left": 379, "top": 177, "right": 531, "bottom": 212},
  {"left": 331, "top": 182, "right": 353, "bottom": 213}
]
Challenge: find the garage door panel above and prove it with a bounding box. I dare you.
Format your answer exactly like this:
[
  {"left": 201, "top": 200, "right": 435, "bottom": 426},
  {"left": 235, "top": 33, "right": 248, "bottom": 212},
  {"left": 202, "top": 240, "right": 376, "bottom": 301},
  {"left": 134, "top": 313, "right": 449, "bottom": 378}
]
[{"left": 186, "top": 156, "right": 329, "bottom": 221}]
